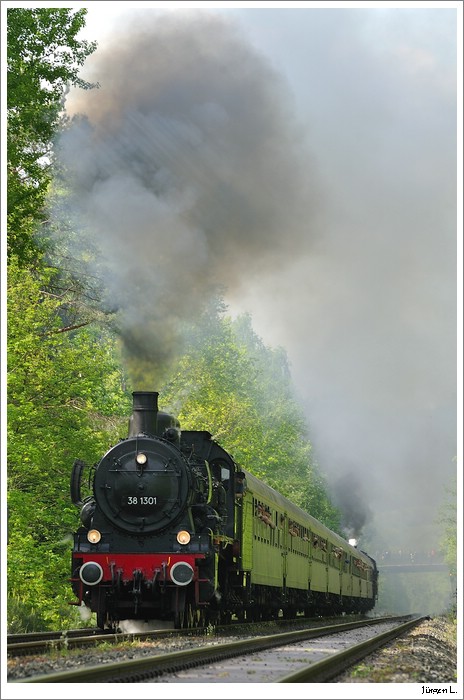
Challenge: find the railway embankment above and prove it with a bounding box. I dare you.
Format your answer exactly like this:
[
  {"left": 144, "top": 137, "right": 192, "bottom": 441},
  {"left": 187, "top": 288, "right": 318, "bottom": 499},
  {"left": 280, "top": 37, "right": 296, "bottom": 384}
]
[{"left": 334, "top": 614, "right": 457, "bottom": 684}]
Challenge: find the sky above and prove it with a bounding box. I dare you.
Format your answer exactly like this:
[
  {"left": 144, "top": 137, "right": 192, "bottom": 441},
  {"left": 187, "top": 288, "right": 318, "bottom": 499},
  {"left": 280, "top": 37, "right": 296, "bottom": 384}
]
[{"left": 1, "top": 2, "right": 462, "bottom": 698}]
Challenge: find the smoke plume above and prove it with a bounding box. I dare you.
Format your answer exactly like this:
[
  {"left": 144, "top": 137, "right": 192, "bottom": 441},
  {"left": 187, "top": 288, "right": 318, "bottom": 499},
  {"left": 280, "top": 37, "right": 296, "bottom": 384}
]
[
  {"left": 60, "top": 9, "right": 318, "bottom": 386},
  {"left": 60, "top": 8, "right": 457, "bottom": 598},
  {"left": 226, "top": 7, "right": 457, "bottom": 568}
]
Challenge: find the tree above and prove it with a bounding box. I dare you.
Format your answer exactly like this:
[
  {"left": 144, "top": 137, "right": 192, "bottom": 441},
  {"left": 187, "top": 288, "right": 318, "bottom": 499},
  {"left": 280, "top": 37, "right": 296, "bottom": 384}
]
[
  {"left": 438, "top": 477, "right": 457, "bottom": 577},
  {"left": 7, "top": 7, "right": 97, "bottom": 265},
  {"left": 162, "top": 304, "right": 341, "bottom": 529},
  {"left": 7, "top": 257, "right": 130, "bottom": 630}
]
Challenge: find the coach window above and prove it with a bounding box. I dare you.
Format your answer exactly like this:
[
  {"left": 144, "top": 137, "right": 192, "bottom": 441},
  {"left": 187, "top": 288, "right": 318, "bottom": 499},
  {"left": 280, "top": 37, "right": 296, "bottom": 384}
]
[
  {"left": 319, "top": 537, "right": 327, "bottom": 563},
  {"left": 331, "top": 545, "right": 343, "bottom": 569},
  {"left": 234, "top": 471, "right": 247, "bottom": 504},
  {"left": 328, "top": 544, "right": 334, "bottom": 567},
  {"left": 312, "top": 533, "right": 324, "bottom": 561},
  {"left": 254, "top": 499, "right": 271, "bottom": 544},
  {"left": 253, "top": 498, "right": 258, "bottom": 540},
  {"left": 311, "top": 532, "right": 318, "bottom": 558},
  {"left": 269, "top": 512, "right": 276, "bottom": 547},
  {"left": 357, "top": 560, "right": 367, "bottom": 580},
  {"left": 291, "top": 521, "right": 302, "bottom": 553},
  {"left": 298, "top": 524, "right": 303, "bottom": 555}
]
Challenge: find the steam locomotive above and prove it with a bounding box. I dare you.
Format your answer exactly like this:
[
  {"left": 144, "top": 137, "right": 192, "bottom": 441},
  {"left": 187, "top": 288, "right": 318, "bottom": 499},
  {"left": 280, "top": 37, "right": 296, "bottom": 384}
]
[{"left": 70, "top": 391, "right": 378, "bottom": 629}]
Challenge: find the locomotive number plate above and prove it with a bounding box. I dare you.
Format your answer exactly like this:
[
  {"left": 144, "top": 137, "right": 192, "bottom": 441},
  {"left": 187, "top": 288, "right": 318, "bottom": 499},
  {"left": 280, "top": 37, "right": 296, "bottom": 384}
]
[{"left": 127, "top": 496, "right": 158, "bottom": 505}]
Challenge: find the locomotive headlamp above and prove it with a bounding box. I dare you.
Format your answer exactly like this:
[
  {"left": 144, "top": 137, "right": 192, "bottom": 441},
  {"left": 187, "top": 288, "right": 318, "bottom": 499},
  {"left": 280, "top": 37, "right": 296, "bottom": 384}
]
[
  {"left": 79, "top": 561, "right": 104, "bottom": 586},
  {"left": 170, "top": 561, "right": 194, "bottom": 586},
  {"left": 87, "top": 529, "right": 101, "bottom": 544},
  {"left": 176, "top": 530, "right": 191, "bottom": 545},
  {"left": 136, "top": 452, "right": 148, "bottom": 465}
]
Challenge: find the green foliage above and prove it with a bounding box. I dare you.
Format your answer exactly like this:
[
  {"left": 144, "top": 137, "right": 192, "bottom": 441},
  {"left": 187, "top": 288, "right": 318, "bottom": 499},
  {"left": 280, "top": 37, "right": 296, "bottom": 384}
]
[
  {"left": 7, "top": 271, "right": 341, "bottom": 630},
  {"left": 7, "top": 7, "right": 97, "bottom": 265},
  {"left": 438, "top": 476, "right": 457, "bottom": 577},
  {"left": 162, "top": 306, "right": 341, "bottom": 529},
  {"left": 7, "top": 258, "right": 130, "bottom": 631}
]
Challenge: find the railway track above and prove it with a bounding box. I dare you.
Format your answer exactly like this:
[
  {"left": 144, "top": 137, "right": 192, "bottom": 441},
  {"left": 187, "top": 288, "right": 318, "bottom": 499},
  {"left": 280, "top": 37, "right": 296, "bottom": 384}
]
[
  {"left": 10, "top": 615, "right": 425, "bottom": 683},
  {"left": 7, "top": 627, "right": 100, "bottom": 645},
  {"left": 7, "top": 625, "right": 198, "bottom": 657},
  {"left": 6, "top": 613, "right": 369, "bottom": 657}
]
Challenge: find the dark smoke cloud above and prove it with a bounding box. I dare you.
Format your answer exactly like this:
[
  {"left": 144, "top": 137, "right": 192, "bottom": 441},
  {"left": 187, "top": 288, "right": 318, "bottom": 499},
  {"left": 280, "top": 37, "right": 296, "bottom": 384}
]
[
  {"left": 330, "top": 472, "right": 373, "bottom": 541},
  {"left": 60, "top": 10, "right": 319, "bottom": 386}
]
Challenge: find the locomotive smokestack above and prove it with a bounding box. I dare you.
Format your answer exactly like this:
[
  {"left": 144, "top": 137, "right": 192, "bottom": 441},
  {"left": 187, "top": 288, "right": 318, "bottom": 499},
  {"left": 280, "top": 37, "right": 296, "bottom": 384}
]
[{"left": 128, "top": 391, "right": 159, "bottom": 437}]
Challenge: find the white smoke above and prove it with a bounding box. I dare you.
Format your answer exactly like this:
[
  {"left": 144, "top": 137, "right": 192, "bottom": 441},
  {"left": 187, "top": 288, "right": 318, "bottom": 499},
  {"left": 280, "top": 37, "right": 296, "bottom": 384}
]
[
  {"left": 61, "top": 8, "right": 458, "bottom": 582},
  {"left": 118, "top": 619, "right": 174, "bottom": 633}
]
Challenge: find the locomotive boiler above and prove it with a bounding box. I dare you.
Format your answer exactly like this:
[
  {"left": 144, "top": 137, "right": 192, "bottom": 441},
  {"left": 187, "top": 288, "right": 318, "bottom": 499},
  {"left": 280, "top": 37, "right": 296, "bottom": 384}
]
[{"left": 70, "top": 391, "right": 378, "bottom": 629}]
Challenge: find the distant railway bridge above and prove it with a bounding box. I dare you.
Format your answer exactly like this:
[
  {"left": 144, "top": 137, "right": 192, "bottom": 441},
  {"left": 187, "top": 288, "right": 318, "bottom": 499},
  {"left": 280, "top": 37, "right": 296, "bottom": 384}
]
[
  {"left": 374, "top": 550, "right": 451, "bottom": 574},
  {"left": 377, "top": 562, "right": 449, "bottom": 573}
]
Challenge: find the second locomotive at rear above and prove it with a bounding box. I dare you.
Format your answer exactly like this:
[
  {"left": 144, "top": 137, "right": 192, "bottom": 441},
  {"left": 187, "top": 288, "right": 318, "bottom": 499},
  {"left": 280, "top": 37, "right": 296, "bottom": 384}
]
[{"left": 70, "top": 391, "right": 378, "bottom": 629}]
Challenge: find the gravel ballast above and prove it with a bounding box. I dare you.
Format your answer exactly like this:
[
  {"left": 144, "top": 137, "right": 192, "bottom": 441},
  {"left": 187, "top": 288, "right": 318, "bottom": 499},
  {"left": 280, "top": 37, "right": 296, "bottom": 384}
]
[
  {"left": 334, "top": 615, "right": 458, "bottom": 683},
  {"left": 7, "top": 615, "right": 458, "bottom": 684}
]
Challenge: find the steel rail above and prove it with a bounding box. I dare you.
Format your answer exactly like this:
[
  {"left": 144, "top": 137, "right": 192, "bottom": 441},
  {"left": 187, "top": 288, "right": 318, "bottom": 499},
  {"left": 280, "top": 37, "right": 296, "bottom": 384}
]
[
  {"left": 7, "top": 628, "right": 99, "bottom": 644},
  {"left": 7, "top": 626, "right": 203, "bottom": 657},
  {"left": 13, "top": 615, "right": 413, "bottom": 683},
  {"left": 6, "top": 613, "right": 379, "bottom": 657},
  {"left": 277, "top": 615, "right": 429, "bottom": 682}
]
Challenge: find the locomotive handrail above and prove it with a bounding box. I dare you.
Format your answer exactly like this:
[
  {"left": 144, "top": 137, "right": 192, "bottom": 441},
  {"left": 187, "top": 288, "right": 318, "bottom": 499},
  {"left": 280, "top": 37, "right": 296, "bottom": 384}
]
[
  {"left": 213, "top": 534, "right": 234, "bottom": 548},
  {"left": 70, "top": 459, "right": 86, "bottom": 506}
]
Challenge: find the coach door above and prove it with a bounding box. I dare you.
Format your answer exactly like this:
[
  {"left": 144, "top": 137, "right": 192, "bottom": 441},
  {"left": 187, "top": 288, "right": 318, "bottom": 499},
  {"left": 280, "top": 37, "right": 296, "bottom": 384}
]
[{"left": 239, "top": 492, "right": 254, "bottom": 571}]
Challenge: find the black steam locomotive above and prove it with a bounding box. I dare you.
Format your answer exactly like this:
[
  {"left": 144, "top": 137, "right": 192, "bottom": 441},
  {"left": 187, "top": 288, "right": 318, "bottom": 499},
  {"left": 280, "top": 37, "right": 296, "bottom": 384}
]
[{"left": 70, "top": 391, "right": 378, "bottom": 629}]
